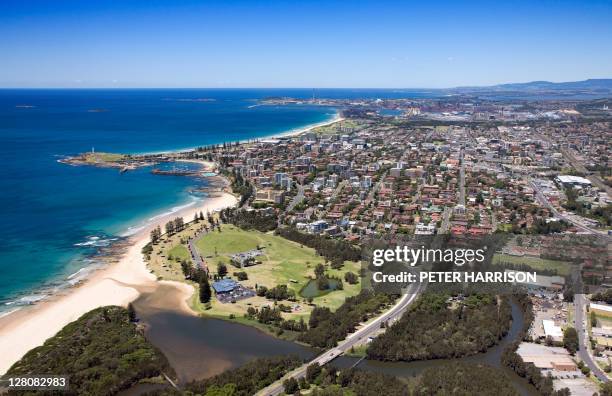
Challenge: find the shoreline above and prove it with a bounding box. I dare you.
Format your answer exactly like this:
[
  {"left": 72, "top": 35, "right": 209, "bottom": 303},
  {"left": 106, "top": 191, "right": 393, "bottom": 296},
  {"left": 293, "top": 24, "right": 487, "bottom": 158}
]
[
  {"left": 0, "top": 113, "right": 344, "bottom": 375},
  {"left": 0, "top": 192, "right": 238, "bottom": 375},
  {"left": 138, "top": 110, "right": 343, "bottom": 155}
]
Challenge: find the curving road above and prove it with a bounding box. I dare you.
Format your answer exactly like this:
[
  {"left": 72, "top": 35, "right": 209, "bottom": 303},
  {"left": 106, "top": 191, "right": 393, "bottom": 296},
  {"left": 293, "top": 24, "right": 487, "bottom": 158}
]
[{"left": 256, "top": 282, "right": 421, "bottom": 396}]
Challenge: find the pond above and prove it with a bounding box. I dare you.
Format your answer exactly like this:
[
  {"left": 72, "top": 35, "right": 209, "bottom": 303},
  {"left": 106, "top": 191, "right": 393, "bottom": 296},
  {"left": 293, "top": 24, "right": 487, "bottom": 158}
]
[{"left": 299, "top": 277, "right": 341, "bottom": 298}]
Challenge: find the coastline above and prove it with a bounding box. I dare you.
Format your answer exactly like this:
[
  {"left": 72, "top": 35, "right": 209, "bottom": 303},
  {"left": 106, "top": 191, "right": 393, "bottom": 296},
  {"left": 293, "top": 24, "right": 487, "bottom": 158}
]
[
  {"left": 269, "top": 112, "right": 344, "bottom": 139},
  {"left": 0, "top": 192, "right": 238, "bottom": 375},
  {"left": 140, "top": 110, "right": 343, "bottom": 155},
  {"left": 0, "top": 113, "right": 344, "bottom": 375}
]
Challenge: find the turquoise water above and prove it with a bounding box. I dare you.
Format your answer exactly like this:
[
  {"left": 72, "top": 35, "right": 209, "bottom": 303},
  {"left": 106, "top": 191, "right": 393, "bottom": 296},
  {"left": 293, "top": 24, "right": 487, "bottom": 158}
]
[{"left": 0, "top": 89, "right": 342, "bottom": 310}]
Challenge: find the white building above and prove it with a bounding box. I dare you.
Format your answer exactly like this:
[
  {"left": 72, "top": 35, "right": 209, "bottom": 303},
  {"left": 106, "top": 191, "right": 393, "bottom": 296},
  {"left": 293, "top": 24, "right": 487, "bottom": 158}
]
[{"left": 555, "top": 175, "right": 591, "bottom": 188}]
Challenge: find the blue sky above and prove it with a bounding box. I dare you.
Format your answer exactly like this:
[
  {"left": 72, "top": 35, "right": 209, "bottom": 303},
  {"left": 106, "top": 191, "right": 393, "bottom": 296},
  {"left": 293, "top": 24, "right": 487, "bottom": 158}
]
[{"left": 1, "top": 0, "right": 611, "bottom": 88}]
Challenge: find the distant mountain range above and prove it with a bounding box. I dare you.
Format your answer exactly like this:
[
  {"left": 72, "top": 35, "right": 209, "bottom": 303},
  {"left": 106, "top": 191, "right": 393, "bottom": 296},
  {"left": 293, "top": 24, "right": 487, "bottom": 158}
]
[{"left": 449, "top": 79, "right": 612, "bottom": 97}]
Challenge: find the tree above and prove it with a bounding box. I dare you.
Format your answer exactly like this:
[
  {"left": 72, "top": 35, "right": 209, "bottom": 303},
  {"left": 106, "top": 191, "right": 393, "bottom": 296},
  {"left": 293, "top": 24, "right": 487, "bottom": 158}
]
[
  {"left": 184, "top": 356, "right": 302, "bottom": 396},
  {"left": 165, "top": 220, "right": 175, "bottom": 235},
  {"left": 150, "top": 226, "right": 161, "bottom": 244},
  {"left": 199, "top": 278, "right": 212, "bottom": 303},
  {"left": 314, "top": 263, "right": 325, "bottom": 278},
  {"left": 127, "top": 303, "right": 137, "bottom": 322},
  {"left": 234, "top": 271, "right": 248, "bottom": 281},
  {"left": 5, "top": 306, "right": 172, "bottom": 396},
  {"left": 217, "top": 262, "right": 228, "bottom": 278},
  {"left": 283, "top": 377, "right": 299, "bottom": 394},
  {"left": 317, "top": 276, "right": 330, "bottom": 291},
  {"left": 601, "top": 381, "right": 612, "bottom": 396},
  {"left": 204, "top": 384, "right": 236, "bottom": 396},
  {"left": 174, "top": 217, "right": 184, "bottom": 232},
  {"left": 344, "top": 272, "right": 359, "bottom": 285},
  {"left": 563, "top": 327, "right": 579, "bottom": 355},
  {"left": 306, "top": 363, "right": 322, "bottom": 383}
]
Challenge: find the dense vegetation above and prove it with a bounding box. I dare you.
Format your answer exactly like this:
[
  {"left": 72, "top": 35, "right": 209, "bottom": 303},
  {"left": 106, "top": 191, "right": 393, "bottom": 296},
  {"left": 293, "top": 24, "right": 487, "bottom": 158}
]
[
  {"left": 147, "top": 356, "right": 302, "bottom": 396},
  {"left": 563, "top": 187, "right": 612, "bottom": 226},
  {"left": 501, "top": 294, "right": 570, "bottom": 396},
  {"left": 298, "top": 290, "right": 393, "bottom": 348},
  {"left": 592, "top": 288, "right": 612, "bottom": 304},
  {"left": 307, "top": 367, "right": 409, "bottom": 396},
  {"left": 367, "top": 293, "right": 512, "bottom": 361},
  {"left": 563, "top": 327, "right": 579, "bottom": 355},
  {"left": 276, "top": 227, "right": 361, "bottom": 265},
  {"left": 220, "top": 207, "right": 278, "bottom": 232},
  {"left": 228, "top": 170, "right": 254, "bottom": 206},
  {"left": 414, "top": 362, "right": 519, "bottom": 396},
  {"left": 7, "top": 306, "right": 173, "bottom": 396}
]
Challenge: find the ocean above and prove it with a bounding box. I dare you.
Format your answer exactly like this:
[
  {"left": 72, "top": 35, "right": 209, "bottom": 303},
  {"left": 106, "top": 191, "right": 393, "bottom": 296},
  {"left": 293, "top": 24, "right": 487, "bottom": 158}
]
[{"left": 0, "top": 88, "right": 440, "bottom": 312}]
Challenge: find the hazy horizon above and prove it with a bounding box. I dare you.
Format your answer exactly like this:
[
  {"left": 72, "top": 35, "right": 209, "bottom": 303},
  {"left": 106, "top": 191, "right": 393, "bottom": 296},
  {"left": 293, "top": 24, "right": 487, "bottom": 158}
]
[{"left": 1, "top": 78, "right": 611, "bottom": 91}]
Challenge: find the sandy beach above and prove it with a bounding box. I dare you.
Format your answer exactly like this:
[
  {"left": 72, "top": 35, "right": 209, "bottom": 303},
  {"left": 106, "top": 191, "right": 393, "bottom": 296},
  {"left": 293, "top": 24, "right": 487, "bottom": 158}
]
[
  {"left": 0, "top": 192, "right": 237, "bottom": 375},
  {"left": 268, "top": 113, "right": 345, "bottom": 139},
  {"left": 0, "top": 115, "right": 340, "bottom": 375}
]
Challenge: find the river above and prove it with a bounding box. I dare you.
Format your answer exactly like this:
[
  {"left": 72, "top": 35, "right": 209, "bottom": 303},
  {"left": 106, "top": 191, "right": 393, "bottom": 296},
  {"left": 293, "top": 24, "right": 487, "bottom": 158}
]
[{"left": 131, "top": 285, "right": 537, "bottom": 395}]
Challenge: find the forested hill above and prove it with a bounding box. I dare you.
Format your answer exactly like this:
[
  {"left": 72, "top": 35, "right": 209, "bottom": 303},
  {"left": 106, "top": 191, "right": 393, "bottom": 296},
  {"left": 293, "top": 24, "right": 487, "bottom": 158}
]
[
  {"left": 453, "top": 78, "right": 612, "bottom": 91},
  {"left": 6, "top": 306, "right": 173, "bottom": 396}
]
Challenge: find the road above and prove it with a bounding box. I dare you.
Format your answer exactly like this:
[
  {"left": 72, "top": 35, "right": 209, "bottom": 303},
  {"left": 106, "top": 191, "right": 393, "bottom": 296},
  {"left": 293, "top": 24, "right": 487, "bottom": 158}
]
[
  {"left": 529, "top": 178, "right": 610, "bottom": 240},
  {"left": 458, "top": 147, "right": 466, "bottom": 206},
  {"left": 327, "top": 180, "right": 347, "bottom": 208},
  {"left": 535, "top": 132, "right": 611, "bottom": 196},
  {"left": 256, "top": 283, "right": 421, "bottom": 396},
  {"left": 366, "top": 172, "right": 386, "bottom": 203},
  {"left": 188, "top": 228, "right": 208, "bottom": 272},
  {"left": 560, "top": 148, "right": 612, "bottom": 196},
  {"left": 286, "top": 184, "right": 305, "bottom": 212},
  {"left": 574, "top": 293, "right": 609, "bottom": 382},
  {"left": 439, "top": 206, "right": 452, "bottom": 234}
]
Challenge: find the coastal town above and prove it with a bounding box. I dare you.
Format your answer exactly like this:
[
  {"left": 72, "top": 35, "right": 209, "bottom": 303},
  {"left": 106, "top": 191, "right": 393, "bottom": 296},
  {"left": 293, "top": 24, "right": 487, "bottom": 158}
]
[
  {"left": 53, "top": 94, "right": 612, "bottom": 395},
  {"left": 3, "top": 0, "right": 612, "bottom": 394},
  {"left": 2, "top": 93, "right": 610, "bottom": 396}
]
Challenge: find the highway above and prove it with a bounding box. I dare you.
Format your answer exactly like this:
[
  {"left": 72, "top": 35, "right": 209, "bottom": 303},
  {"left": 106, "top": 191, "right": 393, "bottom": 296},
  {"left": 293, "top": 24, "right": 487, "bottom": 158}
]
[{"left": 256, "top": 283, "right": 421, "bottom": 396}]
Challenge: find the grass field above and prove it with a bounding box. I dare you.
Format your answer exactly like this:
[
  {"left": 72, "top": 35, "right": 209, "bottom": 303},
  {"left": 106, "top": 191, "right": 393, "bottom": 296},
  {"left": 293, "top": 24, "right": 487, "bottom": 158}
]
[
  {"left": 83, "top": 152, "right": 126, "bottom": 163},
  {"left": 147, "top": 219, "right": 209, "bottom": 282},
  {"left": 168, "top": 244, "right": 190, "bottom": 262},
  {"left": 492, "top": 253, "right": 572, "bottom": 276},
  {"left": 593, "top": 312, "right": 612, "bottom": 328},
  {"left": 196, "top": 225, "right": 362, "bottom": 321}
]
